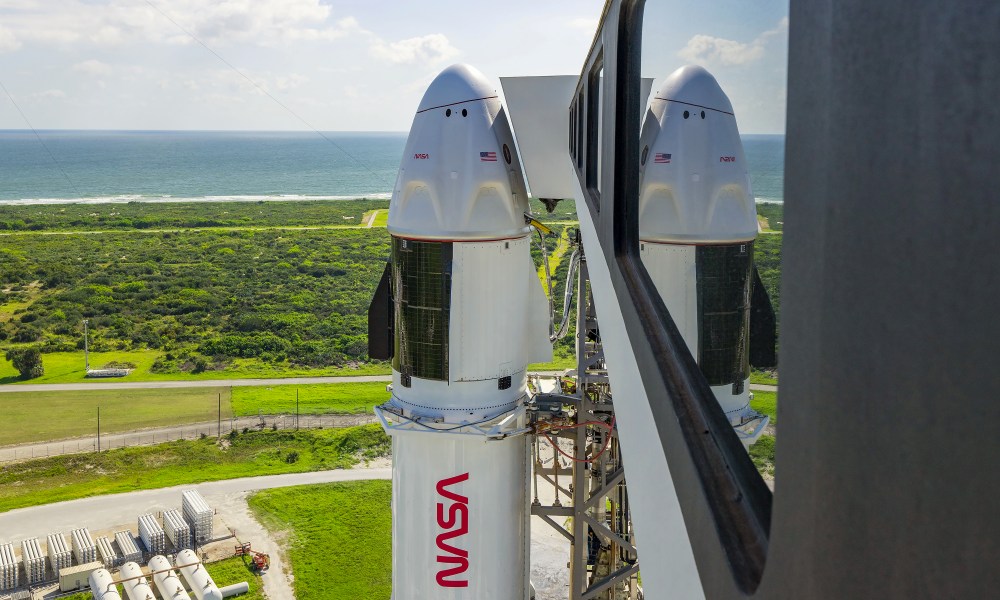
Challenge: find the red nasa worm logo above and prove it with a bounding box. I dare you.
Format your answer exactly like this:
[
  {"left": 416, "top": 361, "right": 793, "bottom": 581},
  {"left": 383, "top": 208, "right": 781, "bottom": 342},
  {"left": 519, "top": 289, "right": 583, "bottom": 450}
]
[
  {"left": 414, "top": 153, "right": 430, "bottom": 159},
  {"left": 719, "top": 156, "right": 737, "bottom": 162},
  {"left": 435, "top": 472, "right": 470, "bottom": 588}
]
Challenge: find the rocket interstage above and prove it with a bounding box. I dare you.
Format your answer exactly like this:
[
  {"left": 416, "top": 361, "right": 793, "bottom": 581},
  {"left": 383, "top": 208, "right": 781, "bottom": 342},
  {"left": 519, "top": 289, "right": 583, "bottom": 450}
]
[
  {"left": 637, "top": 65, "right": 770, "bottom": 446},
  {"left": 373, "top": 64, "right": 551, "bottom": 599}
]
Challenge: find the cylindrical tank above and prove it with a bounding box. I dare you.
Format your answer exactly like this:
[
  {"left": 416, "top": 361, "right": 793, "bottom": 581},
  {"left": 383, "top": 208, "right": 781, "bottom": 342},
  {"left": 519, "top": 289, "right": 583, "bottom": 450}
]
[
  {"left": 148, "top": 555, "right": 187, "bottom": 600},
  {"left": 89, "top": 568, "right": 123, "bottom": 600},
  {"left": 174, "top": 549, "right": 223, "bottom": 600},
  {"left": 120, "top": 562, "right": 155, "bottom": 600},
  {"left": 219, "top": 582, "right": 250, "bottom": 598},
  {"left": 379, "top": 63, "right": 551, "bottom": 599},
  {"left": 637, "top": 64, "right": 767, "bottom": 444}
]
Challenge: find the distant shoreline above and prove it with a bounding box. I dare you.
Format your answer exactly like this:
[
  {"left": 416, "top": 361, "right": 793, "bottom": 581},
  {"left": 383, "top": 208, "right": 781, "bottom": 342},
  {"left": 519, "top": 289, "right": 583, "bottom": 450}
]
[
  {"left": 0, "top": 194, "right": 781, "bottom": 207},
  {"left": 0, "top": 194, "right": 393, "bottom": 206}
]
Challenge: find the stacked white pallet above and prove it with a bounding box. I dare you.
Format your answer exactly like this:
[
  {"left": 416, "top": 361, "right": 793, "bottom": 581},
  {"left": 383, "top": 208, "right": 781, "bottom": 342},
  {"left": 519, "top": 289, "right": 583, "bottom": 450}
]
[
  {"left": 114, "top": 532, "right": 141, "bottom": 564},
  {"left": 46, "top": 533, "right": 72, "bottom": 574},
  {"left": 95, "top": 537, "right": 118, "bottom": 568},
  {"left": 162, "top": 510, "right": 191, "bottom": 550},
  {"left": 0, "top": 543, "right": 18, "bottom": 591},
  {"left": 20, "top": 538, "right": 45, "bottom": 585},
  {"left": 71, "top": 528, "right": 97, "bottom": 565},
  {"left": 181, "top": 490, "right": 213, "bottom": 543},
  {"left": 137, "top": 514, "right": 165, "bottom": 554}
]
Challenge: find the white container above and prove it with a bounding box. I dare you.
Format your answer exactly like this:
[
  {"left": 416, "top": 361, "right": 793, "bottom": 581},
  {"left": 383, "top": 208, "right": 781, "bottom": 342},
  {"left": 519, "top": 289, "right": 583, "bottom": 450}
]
[
  {"left": 46, "top": 532, "right": 72, "bottom": 574},
  {"left": 0, "top": 543, "right": 18, "bottom": 591},
  {"left": 88, "top": 568, "right": 123, "bottom": 600},
  {"left": 137, "top": 514, "right": 165, "bottom": 554},
  {"left": 163, "top": 509, "right": 191, "bottom": 550},
  {"left": 120, "top": 561, "right": 156, "bottom": 600},
  {"left": 148, "top": 555, "right": 187, "bottom": 600},
  {"left": 114, "top": 532, "right": 141, "bottom": 564},
  {"left": 181, "top": 490, "right": 213, "bottom": 544},
  {"left": 96, "top": 537, "right": 118, "bottom": 568},
  {"left": 174, "top": 550, "right": 222, "bottom": 600},
  {"left": 71, "top": 528, "right": 97, "bottom": 565},
  {"left": 20, "top": 538, "right": 45, "bottom": 585}
]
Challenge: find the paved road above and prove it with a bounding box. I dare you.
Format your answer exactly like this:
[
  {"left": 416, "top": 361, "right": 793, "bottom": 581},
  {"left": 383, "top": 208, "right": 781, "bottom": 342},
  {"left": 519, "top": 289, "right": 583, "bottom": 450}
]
[{"left": 0, "top": 374, "right": 776, "bottom": 393}]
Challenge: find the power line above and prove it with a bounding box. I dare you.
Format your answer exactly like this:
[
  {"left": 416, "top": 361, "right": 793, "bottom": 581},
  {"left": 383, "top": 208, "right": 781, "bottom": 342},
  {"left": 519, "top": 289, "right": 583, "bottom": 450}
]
[
  {"left": 143, "top": 0, "right": 392, "bottom": 188},
  {"left": 0, "top": 80, "right": 84, "bottom": 198}
]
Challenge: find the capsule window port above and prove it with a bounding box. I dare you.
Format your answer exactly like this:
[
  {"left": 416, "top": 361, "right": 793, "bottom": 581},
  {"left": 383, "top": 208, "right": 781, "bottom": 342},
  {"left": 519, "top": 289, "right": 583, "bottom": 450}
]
[
  {"left": 701, "top": 110, "right": 706, "bottom": 119},
  {"left": 462, "top": 108, "right": 468, "bottom": 117},
  {"left": 641, "top": 145, "right": 649, "bottom": 166},
  {"left": 498, "top": 375, "right": 512, "bottom": 390},
  {"left": 446, "top": 109, "right": 452, "bottom": 117},
  {"left": 683, "top": 110, "right": 690, "bottom": 119}
]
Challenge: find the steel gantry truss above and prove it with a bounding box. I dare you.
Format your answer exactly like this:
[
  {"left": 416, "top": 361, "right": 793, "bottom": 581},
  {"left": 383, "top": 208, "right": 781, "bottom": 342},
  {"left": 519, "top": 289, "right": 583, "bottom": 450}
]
[{"left": 530, "top": 251, "right": 641, "bottom": 600}]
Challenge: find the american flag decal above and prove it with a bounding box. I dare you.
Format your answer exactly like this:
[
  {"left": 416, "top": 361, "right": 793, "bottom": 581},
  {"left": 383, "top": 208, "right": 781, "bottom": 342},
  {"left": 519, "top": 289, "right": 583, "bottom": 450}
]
[
  {"left": 480, "top": 151, "right": 497, "bottom": 162},
  {"left": 654, "top": 152, "right": 671, "bottom": 164}
]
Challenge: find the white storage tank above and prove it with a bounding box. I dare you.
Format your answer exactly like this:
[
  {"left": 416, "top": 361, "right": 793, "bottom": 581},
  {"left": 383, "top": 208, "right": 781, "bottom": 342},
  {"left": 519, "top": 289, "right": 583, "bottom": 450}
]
[
  {"left": 174, "top": 549, "right": 222, "bottom": 600},
  {"left": 120, "top": 562, "right": 156, "bottom": 600},
  {"left": 114, "top": 531, "right": 141, "bottom": 564},
  {"left": 181, "top": 490, "right": 214, "bottom": 544},
  {"left": 20, "top": 538, "right": 45, "bottom": 585},
  {"left": 163, "top": 509, "right": 191, "bottom": 550},
  {"left": 137, "top": 514, "right": 165, "bottom": 554},
  {"left": 148, "top": 555, "right": 187, "bottom": 600},
  {"left": 46, "top": 532, "right": 72, "bottom": 574},
  {"left": 88, "top": 568, "right": 123, "bottom": 600},
  {"left": 71, "top": 528, "right": 97, "bottom": 565},
  {"left": 0, "top": 543, "right": 18, "bottom": 591},
  {"left": 96, "top": 536, "right": 118, "bottom": 568}
]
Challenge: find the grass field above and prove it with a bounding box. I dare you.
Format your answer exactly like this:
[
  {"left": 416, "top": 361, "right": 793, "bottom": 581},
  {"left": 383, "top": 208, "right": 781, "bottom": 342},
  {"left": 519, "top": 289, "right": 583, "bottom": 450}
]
[
  {"left": 230, "top": 382, "right": 388, "bottom": 417},
  {"left": 0, "top": 350, "right": 392, "bottom": 385},
  {"left": 0, "top": 386, "right": 232, "bottom": 447},
  {"left": 249, "top": 480, "right": 392, "bottom": 600},
  {"left": 750, "top": 389, "right": 778, "bottom": 424},
  {"left": 749, "top": 434, "right": 776, "bottom": 478},
  {"left": 750, "top": 369, "right": 778, "bottom": 386},
  {"left": 0, "top": 425, "right": 390, "bottom": 513},
  {"left": 206, "top": 556, "right": 266, "bottom": 600}
]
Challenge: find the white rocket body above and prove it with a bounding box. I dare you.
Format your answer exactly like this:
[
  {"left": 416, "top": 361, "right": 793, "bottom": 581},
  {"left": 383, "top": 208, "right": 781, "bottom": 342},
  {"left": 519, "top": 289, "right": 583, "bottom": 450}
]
[
  {"left": 379, "top": 64, "right": 551, "bottom": 600},
  {"left": 637, "top": 65, "right": 766, "bottom": 444}
]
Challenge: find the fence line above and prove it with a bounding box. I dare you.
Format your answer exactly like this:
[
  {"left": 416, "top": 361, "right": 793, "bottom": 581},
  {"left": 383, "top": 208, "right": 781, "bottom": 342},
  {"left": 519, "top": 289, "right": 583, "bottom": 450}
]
[{"left": 0, "top": 412, "right": 378, "bottom": 464}]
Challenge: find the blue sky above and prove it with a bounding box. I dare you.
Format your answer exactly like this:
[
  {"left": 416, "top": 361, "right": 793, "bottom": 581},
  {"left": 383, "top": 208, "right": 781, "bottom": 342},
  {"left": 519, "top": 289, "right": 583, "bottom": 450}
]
[{"left": 0, "top": 0, "right": 788, "bottom": 133}]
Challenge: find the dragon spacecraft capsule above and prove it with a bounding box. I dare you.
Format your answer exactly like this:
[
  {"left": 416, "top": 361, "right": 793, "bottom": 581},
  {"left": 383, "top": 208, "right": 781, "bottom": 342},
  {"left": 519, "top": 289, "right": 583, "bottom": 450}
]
[
  {"left": 637, "top": 65, "right": 775, "bottom": 445},
  {"left": 370, "top": 63, "right": 551, "bottom": 599}
]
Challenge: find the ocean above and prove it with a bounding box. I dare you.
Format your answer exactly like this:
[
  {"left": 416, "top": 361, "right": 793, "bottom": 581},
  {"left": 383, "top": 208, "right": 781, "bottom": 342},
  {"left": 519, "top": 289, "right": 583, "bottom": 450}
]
[{"left": 0, "top": 130, "right": 784, "bottom": 204}]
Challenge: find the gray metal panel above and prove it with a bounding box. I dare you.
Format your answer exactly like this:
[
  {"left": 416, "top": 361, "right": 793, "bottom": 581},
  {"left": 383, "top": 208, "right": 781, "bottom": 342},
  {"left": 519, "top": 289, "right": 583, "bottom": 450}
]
[{"left": 774, "top": 0, "right": 1000, "bottom": 597}]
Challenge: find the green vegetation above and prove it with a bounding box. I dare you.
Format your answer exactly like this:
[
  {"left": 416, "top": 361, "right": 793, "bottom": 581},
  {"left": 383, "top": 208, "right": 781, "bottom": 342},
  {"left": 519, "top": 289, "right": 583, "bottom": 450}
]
[
  {"left": 0, "top": 199, "right": 386, "bottom": 232},
  {"left": 4, "top": 346, "right": 43, "bottom": 379},
  {"left": 230, "top": 382, "right": 388, "bottom": 417},
  {"left": 206, "top": 556, "right": 267, "bottom": 600},
  {"left": 750, "top": 389, "right": 778, "bottom": 424},
  {"left": 0, "top": 425, "right": 390, "bottom": 513},
  {"left": 750, "top": 369, "right": 778, "bottom": 386},
  {"left": 754, "top": 232, "right": 782, "bottom": 327},
  {"left": 250, "top": 480, "right": 392, "bottom": 600},
  {"left": 0, "top": 386, "right": 233, "bottom": 446},
  {"left": 749, "top": 434, "right": 776, "bottom": 478},
  {"left": 755, "top": 202, "right": 784, "bottom": 232}
]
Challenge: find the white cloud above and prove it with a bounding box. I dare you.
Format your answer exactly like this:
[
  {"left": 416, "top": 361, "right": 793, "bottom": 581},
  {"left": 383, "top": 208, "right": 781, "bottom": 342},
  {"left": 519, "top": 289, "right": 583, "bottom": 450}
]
[
  {"left": 678, "top": 17, "right": 788, "bottom": 67},
  {"left": 0, "top": 25, "right": 20, "bottom": 53},
  {"left": 370, "top": 33, "right": 459, "bottom": 66},
  {"left": 28, "top": 89, "right": 66, "bottom": 101},
  {"left": 567, "top": 17, "right": 597, "bottom": 31},
  {"left": 0, "top": 0, "right": 364, "bottom": 49},
  {"left": 73, "top": 59, "right": 113, "bottom": 76}
]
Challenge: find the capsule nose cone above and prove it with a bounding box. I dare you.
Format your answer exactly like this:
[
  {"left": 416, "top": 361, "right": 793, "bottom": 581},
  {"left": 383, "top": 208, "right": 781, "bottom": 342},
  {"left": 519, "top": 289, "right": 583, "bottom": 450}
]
[
  {"left": 417, "top": 63, "right": 497, "bottom": 113},
  {"left": 656, "top": 65, "right": 734, "bottom": 114}
]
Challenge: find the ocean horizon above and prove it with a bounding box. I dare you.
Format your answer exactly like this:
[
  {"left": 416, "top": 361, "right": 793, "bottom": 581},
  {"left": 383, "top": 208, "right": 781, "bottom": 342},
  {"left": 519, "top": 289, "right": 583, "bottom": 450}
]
[{"left": 0, "top": 130, "right": 785, "bottom": 205}]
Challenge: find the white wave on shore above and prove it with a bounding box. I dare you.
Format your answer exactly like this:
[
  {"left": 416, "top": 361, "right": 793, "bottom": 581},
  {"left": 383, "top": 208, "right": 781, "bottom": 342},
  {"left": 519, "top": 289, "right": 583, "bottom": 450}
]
[{"left": 0, "top": 193, "right": 393, "bottom": 206}]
